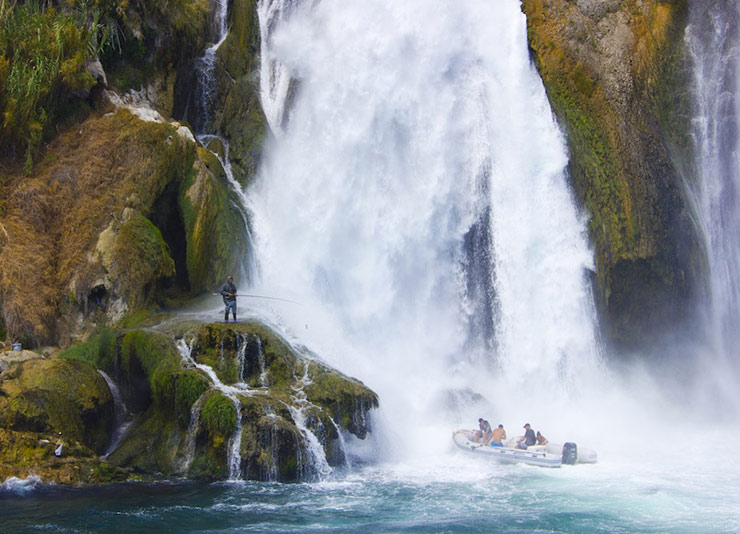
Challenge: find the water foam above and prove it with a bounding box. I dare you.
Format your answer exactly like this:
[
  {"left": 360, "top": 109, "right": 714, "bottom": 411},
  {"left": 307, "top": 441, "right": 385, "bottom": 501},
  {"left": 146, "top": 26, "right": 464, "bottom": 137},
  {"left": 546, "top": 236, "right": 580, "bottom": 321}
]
[{"left": 250, "top": 0, "right": 604, "bottom": 459}]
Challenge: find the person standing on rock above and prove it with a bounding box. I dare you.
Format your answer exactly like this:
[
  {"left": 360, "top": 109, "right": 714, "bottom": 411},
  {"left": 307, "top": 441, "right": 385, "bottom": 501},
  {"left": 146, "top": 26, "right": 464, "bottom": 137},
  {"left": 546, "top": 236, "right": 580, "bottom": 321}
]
[{"left": 221, "top": 276, "right": 237, "bottom": 322}]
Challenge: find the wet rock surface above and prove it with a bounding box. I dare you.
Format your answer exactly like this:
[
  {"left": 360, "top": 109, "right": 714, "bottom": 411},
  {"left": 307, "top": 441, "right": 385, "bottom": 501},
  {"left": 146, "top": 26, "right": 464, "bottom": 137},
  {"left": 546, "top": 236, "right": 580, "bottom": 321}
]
[
  {"left": 1, "top": 322, "right": 378, "bottom": 486},
  {"left": 521, "top": 0, "right": 702, "bottom": 351}
]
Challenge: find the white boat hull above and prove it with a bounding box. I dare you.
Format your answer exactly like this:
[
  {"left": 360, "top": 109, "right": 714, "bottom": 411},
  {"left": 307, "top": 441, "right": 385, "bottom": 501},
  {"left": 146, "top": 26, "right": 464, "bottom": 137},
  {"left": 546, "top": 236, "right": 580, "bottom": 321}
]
[
  {"left": 453, "top": 430, "right": 563, "bottom": 468},
  {"left": 452, "top": 430, "right": 598, "bottom": 467}
]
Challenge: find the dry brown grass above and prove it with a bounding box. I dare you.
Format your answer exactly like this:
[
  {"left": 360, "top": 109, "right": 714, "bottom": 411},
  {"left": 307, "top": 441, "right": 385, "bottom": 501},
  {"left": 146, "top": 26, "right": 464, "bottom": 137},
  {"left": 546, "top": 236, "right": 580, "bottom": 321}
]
[{"left": 0, "top": 108, "right": 195, "bottom": 346}]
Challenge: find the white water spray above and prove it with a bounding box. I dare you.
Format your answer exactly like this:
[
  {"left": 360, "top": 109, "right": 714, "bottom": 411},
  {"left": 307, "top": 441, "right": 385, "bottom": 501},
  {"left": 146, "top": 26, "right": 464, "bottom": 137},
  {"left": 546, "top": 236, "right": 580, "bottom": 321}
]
[
  {"left": 250, "top": 0, "right": 604, "bottom": 458},
  {"left": 686, "top": 1, "right": 740, "bottom": 415}
]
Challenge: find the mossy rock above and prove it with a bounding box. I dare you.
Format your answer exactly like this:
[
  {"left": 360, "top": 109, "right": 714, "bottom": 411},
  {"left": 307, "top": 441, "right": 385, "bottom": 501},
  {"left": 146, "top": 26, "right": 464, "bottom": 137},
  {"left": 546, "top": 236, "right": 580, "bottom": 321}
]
[
  {"left": 0, "top": 358, "right": 114, "bottom": 453},
  {"left": 238, "top": 395, "right": 302, "bottom": 481},
  {"left": 305, "top": 362, "right": 379, "bottom": 440},
  {"left": 106, "top": 409, "right": 186, "bottom": 476},
  {"left": 200, "top": 391, "right": 237, "bottom": 440},
  {"left": 108, "top": 214, "right": 176, "bottom": 310},
  {"left": 0, "top": 108, "right": 198, "bottom": 345},
  {"left": 59, "top": 327, "right": 120, "bottom": 373},
  {"left": 206, "top": 0, "right": 267, "bottom": 188},
  {"left": 30, "top": 322, "right": 378, "bottom": 483},
  {"left": 179, "top": 147, "right": 249, "bottom": 294},
  {"left": 0, "top": 428, "right": 128, "bottom": 485},
  {"left": 521, "top": 0, "right": 702, "bottom": 350}
]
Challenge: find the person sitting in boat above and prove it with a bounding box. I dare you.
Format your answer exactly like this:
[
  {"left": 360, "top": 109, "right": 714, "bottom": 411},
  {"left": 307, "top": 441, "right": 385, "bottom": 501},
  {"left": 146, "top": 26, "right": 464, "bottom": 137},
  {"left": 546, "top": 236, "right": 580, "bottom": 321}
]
[
  {"left": 490, "top": 424, "right": 506, "bottom": 447},
  {"left": 473, "top": 418, "right": 493, "bottom": 443},
  {"left": 536, "top": 431, "right": 548, "bottom": 445},
  {"left": 517, "top": 423, "right": 536, "bottom": 449}
]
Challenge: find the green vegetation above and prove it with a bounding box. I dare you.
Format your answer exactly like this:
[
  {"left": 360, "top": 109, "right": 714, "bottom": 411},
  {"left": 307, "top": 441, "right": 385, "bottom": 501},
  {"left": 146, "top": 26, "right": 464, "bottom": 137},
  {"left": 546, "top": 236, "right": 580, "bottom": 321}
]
[
  {"left": 59, "top": 326, "right": 118, "bottom": 371},
  {"left": 0, "top": 0, "right": 110, "bottom": 172},
  {"left": 0, "top": 358, "right": 113, "bottom": 452},
  {"left": 201, "top": 392, "right": 237, "bottom": 440},
  {"left": 110, "top": 214, "right": 176, "bottom": 309}
]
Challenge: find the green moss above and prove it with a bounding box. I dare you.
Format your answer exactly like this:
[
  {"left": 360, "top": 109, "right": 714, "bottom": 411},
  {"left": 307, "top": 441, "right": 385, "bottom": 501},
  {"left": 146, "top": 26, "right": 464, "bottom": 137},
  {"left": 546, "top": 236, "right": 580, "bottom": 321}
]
[
  {"left": 91, "top": 461, "right": 129, "bottom": 483},
  {"left": 305, "top": 362, "right": 378, "bottom": 439},
  {"left": 178, "top": 149, "right": 248, "bottom": 293},
  {"left": 0, "top": 358, "right": 113, "bottom": 452},
  {"left": 200, "top": 392, "right": 237, "bottom": 439},
  {"left": 120, "top": 330, "right": 180, "bottom": 407},
  {"left": 60, "top": 327, "right": 119, "bottom": 372},
  {"left": 110, "top": 214, "right": 176, "bottom": 309},
  {"left": 173, "top": 370, "right": 209, "bottom": 426},
  {"left": 107, "top": 409, "right": 184, "bottom": 475}
]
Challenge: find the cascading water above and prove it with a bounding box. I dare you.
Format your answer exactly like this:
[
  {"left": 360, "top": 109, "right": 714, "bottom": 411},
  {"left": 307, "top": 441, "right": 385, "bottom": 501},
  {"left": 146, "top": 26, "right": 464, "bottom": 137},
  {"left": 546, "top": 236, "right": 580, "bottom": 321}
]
[
  {"left": 98, "top": 371, "right": 133, "bottom": 458},
  {"left": 176, "top": 338, "right": 246, "bottom": 480},
  {"left": 686, "top": 1, "right": 740, "bottom": 415},
  {"left": 194, "top": 0, "right": 229, "bottom": 131},
  {"left": 191, "top": 0, "right": 258, "bottom": 284},
  {"left": 7, "top": 3, "right": 740, "bottom": 532},
  {"left": 285, "top": 362, "right": 333, "bottom": 480},
  {"left": 250, "top": 0, "right": 604, "bottom": 458}
]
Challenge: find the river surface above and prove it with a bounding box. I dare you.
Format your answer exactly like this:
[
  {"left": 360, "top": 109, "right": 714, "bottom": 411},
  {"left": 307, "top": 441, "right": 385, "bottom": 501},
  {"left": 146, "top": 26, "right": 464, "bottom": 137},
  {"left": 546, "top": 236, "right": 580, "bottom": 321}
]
[{"left": 3, "top": 437, "right": 740, "bottom": 533}]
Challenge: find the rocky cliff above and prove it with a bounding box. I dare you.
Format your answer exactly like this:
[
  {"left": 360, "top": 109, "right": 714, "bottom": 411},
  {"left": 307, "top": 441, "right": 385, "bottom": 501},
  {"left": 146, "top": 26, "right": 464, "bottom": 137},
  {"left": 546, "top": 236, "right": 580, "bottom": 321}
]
[
  {"left": 521, "top": 0, "right": 703, "bottom": 351},
  {"left": 0, "top": 322, "right": 377, "bottom": 484}
]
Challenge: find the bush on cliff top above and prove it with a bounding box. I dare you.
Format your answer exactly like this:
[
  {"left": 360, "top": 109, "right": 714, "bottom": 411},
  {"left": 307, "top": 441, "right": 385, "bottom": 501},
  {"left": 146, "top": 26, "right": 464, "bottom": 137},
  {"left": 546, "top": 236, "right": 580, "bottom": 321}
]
[{"left": 0, "top": 0, "right": 110, "bottom": 171}]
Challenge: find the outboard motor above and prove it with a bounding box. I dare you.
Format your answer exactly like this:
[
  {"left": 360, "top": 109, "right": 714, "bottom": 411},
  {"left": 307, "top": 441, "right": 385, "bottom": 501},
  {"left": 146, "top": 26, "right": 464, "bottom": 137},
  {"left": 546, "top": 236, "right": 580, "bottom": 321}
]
[{"left": 562, "top": 442, "right": 578, "bottom": 465}]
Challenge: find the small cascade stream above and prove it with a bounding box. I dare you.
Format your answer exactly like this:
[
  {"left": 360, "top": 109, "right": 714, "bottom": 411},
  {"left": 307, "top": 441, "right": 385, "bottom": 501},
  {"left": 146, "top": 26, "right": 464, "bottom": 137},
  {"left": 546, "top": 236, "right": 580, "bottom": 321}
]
[
  {"left": 191, "top": 0, "right": 258, "bottom": 284},
  {"left": 284, "top": 362, "right": 333, "bottom": 480},
  {"left": 194, "top": 0, "right": 229, "bottom": 131},
  {"left": 98, "top": 371, "right": 134, "bottom": 458},
  {"left": 179, "top": 392, "right": 208, "bottom": 475},
  {"left": 176, "top": 338, "right": 247, "bottom": 480}
]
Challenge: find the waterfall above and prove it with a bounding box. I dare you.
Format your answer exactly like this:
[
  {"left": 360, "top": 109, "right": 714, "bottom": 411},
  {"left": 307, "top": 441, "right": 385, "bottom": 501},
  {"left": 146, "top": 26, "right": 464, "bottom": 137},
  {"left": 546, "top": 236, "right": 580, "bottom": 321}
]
[
  {"left": 250, "top": 0, "right": 603, "bottom": 457},
  {"left": 285, "top": 362, "right": 333, "bottom": 480},
  {"left": 194, "top": 0, "right": 230, "bottom": 131},
  {"left": 98, "top": 370, "right": 133, "bottom": 458},
  {"left": 686, "top": 1, "right": 740, "bottom": 412},
  {"left": 176, "top": 338, "right": 247, "bottom": 480},
  {"left": 191, "top": 0, "right": 258, "bottom": 285},
  {"left": 179, "top": 392, "right": 208, "bottom": 475}
]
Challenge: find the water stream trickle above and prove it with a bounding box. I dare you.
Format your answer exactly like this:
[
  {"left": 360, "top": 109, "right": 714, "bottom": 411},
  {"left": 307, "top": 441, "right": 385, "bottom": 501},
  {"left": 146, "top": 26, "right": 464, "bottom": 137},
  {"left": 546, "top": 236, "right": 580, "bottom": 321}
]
[
  {"left": 176, "top": 338, "right": 247, "bottom": 480},
  {"left": 98, "top": 371, "right": 134, "bottom": 458},
  {"left": 284, "top": 362, "right": 333, "bottom": 480}
]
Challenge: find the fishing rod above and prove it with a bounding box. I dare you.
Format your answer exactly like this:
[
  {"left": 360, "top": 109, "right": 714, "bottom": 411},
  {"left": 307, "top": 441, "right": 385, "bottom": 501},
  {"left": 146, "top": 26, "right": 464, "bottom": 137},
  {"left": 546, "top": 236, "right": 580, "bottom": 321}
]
[{"left": 211, "top": 293, "right": 302, "bottom": 305}]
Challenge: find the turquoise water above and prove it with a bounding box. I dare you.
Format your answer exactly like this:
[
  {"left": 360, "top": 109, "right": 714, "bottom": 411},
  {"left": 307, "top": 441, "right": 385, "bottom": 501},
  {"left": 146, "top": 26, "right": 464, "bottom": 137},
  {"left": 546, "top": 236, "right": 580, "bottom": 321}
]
[{"left": 3, "top": 451, "right": 739, "bottom": 533}]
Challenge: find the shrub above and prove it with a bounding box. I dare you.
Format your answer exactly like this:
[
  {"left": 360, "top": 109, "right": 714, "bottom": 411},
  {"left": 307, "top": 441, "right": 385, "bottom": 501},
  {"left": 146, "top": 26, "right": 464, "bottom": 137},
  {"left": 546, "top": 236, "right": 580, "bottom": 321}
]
[
  {"left": 0, "top": 0, "right": 111, "bottom": 171},
  {"left": 200, "top": 392, "right": 236, "bottom": 438}
]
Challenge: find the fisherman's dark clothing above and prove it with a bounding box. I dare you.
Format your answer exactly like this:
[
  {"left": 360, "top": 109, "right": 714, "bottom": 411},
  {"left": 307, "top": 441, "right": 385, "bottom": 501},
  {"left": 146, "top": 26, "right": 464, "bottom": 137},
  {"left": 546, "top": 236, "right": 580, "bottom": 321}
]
[
  {"left": 221, "top": 283, "right": 237, "bottom": 304},
  {"left": 523, "top": 428, "right": 536, "bottom": 447},
  {"left": 221, "top": 282, "right": 237, "bottom": 321}
]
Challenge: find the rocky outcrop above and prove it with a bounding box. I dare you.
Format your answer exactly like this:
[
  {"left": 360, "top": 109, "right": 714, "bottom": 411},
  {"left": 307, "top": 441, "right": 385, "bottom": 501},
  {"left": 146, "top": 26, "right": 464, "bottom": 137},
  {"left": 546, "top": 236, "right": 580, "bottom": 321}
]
[
  {"left": 177, "top": 0, "right": 268, "bottom": 187},
  {"left": 50, "top": 322, "right": 378, "bottom": 483},
  {"left": 0, "top": 353, "right": 128, "bottom": 485},
  {"left": 0, "top": 109, "right": 248, "bottom": 347},
  {"left": 180, "top": 147, "right": 249, "bottom": 293},
  {"left": 521, "top": 0, "right": 702, "bottom": 350}
]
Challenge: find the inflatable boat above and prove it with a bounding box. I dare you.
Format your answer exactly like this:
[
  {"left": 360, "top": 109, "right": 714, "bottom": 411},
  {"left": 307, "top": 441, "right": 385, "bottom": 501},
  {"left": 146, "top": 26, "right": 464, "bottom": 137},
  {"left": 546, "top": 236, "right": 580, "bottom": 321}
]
[{"left": 452, "top": 429, "right": 597, "bottom": 468}]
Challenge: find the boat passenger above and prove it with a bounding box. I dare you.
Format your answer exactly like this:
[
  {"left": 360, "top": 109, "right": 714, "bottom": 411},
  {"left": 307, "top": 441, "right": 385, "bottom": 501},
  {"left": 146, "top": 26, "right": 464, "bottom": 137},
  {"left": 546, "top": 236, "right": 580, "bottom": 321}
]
[
  {"left": 473, "top": 418, "right": 492, "bottom": 443},
  {"left": 516, "top": 423, "right": 536, "bottom": 449},
  {"left": 490, "top": 424, "right": 506, "bottom": 447},
  {"left": 536, "top": 431, "right": 548, "bottom": 445}
]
